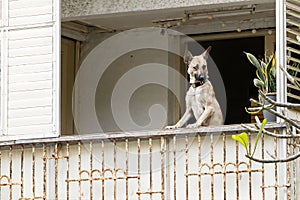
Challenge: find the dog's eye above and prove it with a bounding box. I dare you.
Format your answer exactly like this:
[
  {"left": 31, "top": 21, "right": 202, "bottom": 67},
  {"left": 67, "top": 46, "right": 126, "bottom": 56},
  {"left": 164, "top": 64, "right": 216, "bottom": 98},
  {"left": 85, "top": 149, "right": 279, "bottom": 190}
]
[
  {"left": 193, "top": 65, "right": 199, "bottom": 70},
  {"left": 203, "top": 65, "right": 207, "bottom": 69}
]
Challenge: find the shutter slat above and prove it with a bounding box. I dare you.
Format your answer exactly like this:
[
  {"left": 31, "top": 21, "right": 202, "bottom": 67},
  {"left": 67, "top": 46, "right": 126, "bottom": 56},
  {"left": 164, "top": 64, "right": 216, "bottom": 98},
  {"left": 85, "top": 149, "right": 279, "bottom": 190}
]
[
  {"left": 287, "top": 47, "right": 300, "bottom": 56},
  {"left": 287, "top": 28, "right": 300, "bottom": 37}
]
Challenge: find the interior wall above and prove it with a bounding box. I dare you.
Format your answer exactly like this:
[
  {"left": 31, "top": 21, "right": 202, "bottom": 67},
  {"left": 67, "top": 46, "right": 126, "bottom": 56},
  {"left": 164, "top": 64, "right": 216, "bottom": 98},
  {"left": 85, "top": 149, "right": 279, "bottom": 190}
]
[{"left": 94, "top": 49, "right": 170, "bottom": 132}]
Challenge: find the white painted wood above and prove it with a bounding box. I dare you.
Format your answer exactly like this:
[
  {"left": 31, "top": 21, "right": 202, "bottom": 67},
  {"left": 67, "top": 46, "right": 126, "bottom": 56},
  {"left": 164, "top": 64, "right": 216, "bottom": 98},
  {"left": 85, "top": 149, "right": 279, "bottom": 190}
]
[
  {"left": 9, "top": 45, "right": 52, "bottom": 58},
  {"left": 0, "top": 0, "right": 2, "bottom": 23},
  {"left": 9, "top": 62, "right": 52, "bottom": 74},
  {"left": 9, "top": 106, "right": 52, "bottom": 118},
  {"left": 9, "top": 14, "right": 52, "bottom": 26},
  {"left": 9, "top": 80, "right": 52, "bottom": 92},
  {"left": 7, "top": 124, "right": 54, "bottom": 135},
  {"left": 8, "top": 115, "right": 52, "bottom": 127},
  {"left": 9, "top": 89, "right": 52, "bottom": 100},
  {"left": 8, "top": 26, "right": 52, "bottom": 40},
  {"left": 276, "top": 1, "right": 288, "bottom": 199},
  {"left": 9, "top": 71, "right": 53, "bottom": 83},
  {"left": 8, "top": 54, "right": 52, "bottom": 66},
  {"left": 9, "top": 36, "right": 52, "bottom": 48},
  {"left": 9, "top": 97, "right": 52, "bottom": 109},
  {"left": 9, "top": 5, "right": 52, "bottom": 18},
  {"left": 0, "top": 0, "right": 60, "bottom": 140},
  {"left": 9, "top": 0, "right": 52, "bottom": 10}
]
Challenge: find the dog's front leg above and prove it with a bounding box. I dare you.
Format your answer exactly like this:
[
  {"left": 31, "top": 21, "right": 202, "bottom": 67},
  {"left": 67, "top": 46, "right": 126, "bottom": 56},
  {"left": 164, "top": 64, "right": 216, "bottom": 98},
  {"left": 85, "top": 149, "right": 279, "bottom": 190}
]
[
  {"left": 165, "top": 109, "right": 193, "bottom": 129},
  {"left": 195, "top": 105, "right": 214, "bottom": 127}
]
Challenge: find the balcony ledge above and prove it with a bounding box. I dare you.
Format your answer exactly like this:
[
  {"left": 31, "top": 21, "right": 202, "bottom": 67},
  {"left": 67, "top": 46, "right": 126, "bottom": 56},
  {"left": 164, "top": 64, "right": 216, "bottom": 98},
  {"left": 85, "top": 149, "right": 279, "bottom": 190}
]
[{"left": 0, "top": 123, "right": 285, "bottom": 147}]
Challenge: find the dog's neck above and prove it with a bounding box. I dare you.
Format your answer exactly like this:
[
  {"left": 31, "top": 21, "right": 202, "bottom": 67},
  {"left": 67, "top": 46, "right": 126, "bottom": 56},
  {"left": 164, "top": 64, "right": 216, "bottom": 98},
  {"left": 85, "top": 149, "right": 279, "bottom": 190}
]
[{"left": 191, "top": 80, "right": 206, "bottom": 88}]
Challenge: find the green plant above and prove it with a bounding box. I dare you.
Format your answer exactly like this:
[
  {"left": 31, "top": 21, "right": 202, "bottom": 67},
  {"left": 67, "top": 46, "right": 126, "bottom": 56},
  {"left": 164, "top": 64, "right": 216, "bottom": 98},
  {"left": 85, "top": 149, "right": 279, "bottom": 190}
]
[
  {"left": 245, "top": 52, "right": 276, "bottom": 94},
  {"left": 232, "top": 118, "right": 267, "bottom": 157}
]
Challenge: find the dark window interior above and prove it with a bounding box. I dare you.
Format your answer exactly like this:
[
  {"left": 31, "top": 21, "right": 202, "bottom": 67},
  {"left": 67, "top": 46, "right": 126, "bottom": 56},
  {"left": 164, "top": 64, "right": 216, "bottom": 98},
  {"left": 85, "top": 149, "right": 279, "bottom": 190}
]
[{"left": 190, "top": 37, "right": 264, "bottom": 124}]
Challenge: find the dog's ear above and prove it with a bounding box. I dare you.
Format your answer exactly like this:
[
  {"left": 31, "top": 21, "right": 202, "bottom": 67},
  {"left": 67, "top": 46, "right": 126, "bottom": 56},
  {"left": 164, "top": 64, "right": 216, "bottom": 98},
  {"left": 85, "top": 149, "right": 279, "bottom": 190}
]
[
  {"left": 202, "top": 46, "right": 212, "bottom": 60},
  {"left": 184, "top": 47, "right": 193, "bottom": 64}
]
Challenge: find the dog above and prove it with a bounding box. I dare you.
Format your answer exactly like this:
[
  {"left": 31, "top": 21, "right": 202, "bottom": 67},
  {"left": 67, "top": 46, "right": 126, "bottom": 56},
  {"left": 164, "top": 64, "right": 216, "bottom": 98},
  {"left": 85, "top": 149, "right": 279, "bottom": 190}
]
[{"left": 166, "top": 46, "right": 223, "bottom": 129}]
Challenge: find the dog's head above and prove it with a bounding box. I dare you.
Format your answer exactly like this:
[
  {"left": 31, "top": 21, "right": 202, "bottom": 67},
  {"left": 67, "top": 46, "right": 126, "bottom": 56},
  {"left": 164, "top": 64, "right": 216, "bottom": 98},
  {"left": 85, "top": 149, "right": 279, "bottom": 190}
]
[{"left": 184, "top": 46, "right": 211, "bottom": 84}]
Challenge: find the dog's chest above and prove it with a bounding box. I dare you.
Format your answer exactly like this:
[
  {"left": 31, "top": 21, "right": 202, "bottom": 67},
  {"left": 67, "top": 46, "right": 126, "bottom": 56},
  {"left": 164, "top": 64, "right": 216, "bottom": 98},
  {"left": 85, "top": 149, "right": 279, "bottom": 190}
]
[{"left": 187, "top": 86, "right": 207, "bottom": 117}]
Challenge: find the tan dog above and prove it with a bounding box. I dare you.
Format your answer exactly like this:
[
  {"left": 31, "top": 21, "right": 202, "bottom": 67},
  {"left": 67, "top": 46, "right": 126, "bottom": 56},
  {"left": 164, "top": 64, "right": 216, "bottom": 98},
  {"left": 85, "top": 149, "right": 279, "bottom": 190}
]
[{"left": 166, "top": 46, "right": 223, "bottom": 129}]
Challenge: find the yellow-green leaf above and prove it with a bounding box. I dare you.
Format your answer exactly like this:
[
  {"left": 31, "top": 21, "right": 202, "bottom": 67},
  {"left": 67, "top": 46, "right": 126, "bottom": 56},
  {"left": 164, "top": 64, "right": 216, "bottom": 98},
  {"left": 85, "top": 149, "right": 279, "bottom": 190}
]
[{"left": 232, "top": 132, "right": 249, "bottom": 152}]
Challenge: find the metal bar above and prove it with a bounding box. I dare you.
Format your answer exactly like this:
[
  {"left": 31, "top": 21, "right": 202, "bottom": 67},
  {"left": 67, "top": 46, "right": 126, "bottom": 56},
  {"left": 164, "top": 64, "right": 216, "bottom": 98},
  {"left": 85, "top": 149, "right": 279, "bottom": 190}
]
[
  {"left": 66, "top": 143, "right": 70, "bottom": 200},
  {"left": 274, "top": 137, "right": 278, "bottom": 199},
  {"left": 173, "top": 136, "right": 176, "bottom": 200},
  {"left": 42, "top": 144, "right": 46, "bottom": 200},
  {"left": 125, "top": 139, "right": 129, "bottom": 200},
  {"left": 160, "top": 137, "right": 165, "bottom": 200},
  {"left": 114, "top": 139, "right": 117, "bottom": 200},
  {"left": 198, "top": 134, "right": 202, "bottom": 200},
  {"left": 210, "top": 134, "right": 214, "bottom": 199},
  {"left": 248, "top": 133, "right": 252, "bottom": 200},
  {"left": 262, "top": 135, "right": 265, "bottom": 200},
  {"left": 9, "top": 146, "right": 12, "bottom": 200},
  {"left": 54, "top": 143, "right": 58, "bottom": 200},
  {"left": 32, "top": 144, "right": 35, "bottom": 199},
  {"left": 185, "top": 136, "right": 188, "bottom": 200},
  {"left": 149, "top": 138, "right": 153, "bottom": 200},
  {"left": 286, "top": 137, "right": 291, "bottom": 199},
  {"left": 223, "top": 134, "right": 226, "bottom": 200},
  {"left": 235, "top": 138, "right": 239, "bottom": 199},
  {"left": 78, "top": 141, "right": 81, "bottom": 200},
  {"left": 137, "top": 138, "right": 141, "bottom": 200},
  {"left": 21, "top": 145, "right": 24, "bottom": 199},
  {"left": 187, "top": 169, "right": 264, "bottom": 176},
  {"left": 90, "top": 141, "right": 93, "bottom": 200},
  {"left": 101, "top": 140, "right": 105, "bottom": 200}
]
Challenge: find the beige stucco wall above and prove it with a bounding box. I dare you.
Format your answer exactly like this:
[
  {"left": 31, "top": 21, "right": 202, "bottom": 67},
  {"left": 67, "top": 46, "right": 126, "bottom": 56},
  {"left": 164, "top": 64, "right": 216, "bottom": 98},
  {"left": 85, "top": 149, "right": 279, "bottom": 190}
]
[{"left": 61, "top": 0, "right": 274, "bottom": 19}]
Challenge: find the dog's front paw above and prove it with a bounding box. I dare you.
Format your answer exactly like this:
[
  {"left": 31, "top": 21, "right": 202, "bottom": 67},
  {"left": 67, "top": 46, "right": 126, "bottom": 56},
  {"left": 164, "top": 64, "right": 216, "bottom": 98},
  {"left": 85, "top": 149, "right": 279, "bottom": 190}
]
[
  {"left": 186, "top": 123, "right": 199, "bottom": 129},
  {"left": 165, "top": 125, "right": 178, "bottom": 130}
]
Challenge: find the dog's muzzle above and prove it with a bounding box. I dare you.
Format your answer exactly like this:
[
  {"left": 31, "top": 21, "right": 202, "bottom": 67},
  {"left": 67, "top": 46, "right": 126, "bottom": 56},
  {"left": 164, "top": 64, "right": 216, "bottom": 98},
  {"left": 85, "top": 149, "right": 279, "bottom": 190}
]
[
  {"left": 196, "top": 74, "right": 206, "bottom": 82},
  {"left": 191, "top": 74, "right": 207, "bottom": 88}
]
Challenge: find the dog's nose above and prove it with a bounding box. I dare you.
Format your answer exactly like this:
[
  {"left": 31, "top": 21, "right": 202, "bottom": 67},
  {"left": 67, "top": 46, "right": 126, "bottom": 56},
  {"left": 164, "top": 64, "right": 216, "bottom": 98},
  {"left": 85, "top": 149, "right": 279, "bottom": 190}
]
[{"left": 196, "top": 74, "right": 205, "bottom": 81}]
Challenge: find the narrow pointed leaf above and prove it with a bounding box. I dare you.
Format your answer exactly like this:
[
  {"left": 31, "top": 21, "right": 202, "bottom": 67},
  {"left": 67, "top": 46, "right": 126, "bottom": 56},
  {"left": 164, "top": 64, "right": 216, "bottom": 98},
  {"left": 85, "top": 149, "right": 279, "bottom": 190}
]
[
  {"left": 245, "top": 52, "right": 264, "bottom": 81},
  {"left": 252, "top": 118, "right": 267, "bottom": 156}
]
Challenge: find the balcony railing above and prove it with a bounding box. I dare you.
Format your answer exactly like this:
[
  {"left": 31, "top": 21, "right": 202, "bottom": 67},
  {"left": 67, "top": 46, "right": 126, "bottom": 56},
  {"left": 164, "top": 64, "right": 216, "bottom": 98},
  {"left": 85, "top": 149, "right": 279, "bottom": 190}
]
[{"left": 0, "top": 123, "right": 297, "bottom": 200}]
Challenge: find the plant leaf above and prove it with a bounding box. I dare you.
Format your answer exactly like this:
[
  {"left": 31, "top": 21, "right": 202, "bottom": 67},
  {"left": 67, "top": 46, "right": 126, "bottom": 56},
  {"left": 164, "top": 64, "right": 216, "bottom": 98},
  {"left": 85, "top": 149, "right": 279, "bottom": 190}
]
[
  {"left": 265, "top": 54, "right": 275, "bottom": 93},
  {"left": 232, "top": 132, "right": 249, "bottom": 153},
  {"left": 245, "top": 52, "right": 264, "bottom": 81},
  {"left": 252, "top": 118, "right": 267, "bottom": 156},
  {"left": 253, "top": 78, "right": 265, "bottom": 91}
]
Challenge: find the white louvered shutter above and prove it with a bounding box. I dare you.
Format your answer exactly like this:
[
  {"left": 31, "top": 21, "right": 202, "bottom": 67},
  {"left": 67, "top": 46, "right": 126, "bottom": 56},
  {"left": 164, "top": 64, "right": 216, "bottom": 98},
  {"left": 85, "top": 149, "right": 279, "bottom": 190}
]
[
  {"left": 0, "top": 0, "right": 60, "bottom": 140},
  {"left": 286, "top": 0, "right": 300, "bottom": 102},
  {"left": 283, "top": 0, "right": 300, "bottom": 120}
]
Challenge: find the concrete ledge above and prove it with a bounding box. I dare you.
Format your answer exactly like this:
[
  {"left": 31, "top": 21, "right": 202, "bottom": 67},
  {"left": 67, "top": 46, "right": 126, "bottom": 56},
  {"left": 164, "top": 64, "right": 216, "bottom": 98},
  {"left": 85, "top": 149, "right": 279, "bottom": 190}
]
[{"left": 62, "top": 0, "right": 274, "bottom": 20}]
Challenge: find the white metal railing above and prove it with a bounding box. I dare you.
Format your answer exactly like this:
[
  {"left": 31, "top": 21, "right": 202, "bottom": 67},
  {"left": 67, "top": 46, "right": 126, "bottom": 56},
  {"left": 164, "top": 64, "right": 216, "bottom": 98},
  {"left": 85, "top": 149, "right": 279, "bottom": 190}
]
[{"left": 0, "top": 123, "right": 296, "bottom": 200}]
